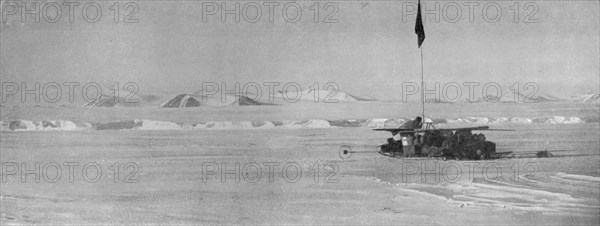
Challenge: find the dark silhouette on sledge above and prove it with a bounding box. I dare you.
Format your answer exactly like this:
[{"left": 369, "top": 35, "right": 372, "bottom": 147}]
[{"left": 374, "top": 124, "right": 513, "bottom": 160}]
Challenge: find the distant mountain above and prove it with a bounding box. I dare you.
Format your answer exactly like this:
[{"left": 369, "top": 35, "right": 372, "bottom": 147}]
[
  {"left": 278, "top": 89, "right": 378, "bottom": 102},
  {"left": 159, "top": 94, "right": 202, "bottom": 108},
  {"left": 461, "top": 95, "right": 503, "bottom": 103},
  {"left": 237, "top": 96, "right": 277, "bottom": 106},
  {"left": 83, "top": 94, "right": 163, "bottom": 107},
  {"left": 352, "top": 95, "right": 378, "bottom": 101},
  {"left": 461, "top": 92, "right": 565, "bottom": 104},
  {"left": 517, "top": 93, "right": 564, "bottom": 103},
  {"left": 571, "top": 93, "right": 600, "bottom": 104},
  {"left": 424, "top": 98, "right": 453, "bottom": 103},
  {"left": 83, "top": 95, "right": 142, "bottom": 107},
  {"left": 159, "top": 94, "right": 274, "bottom": 108}
]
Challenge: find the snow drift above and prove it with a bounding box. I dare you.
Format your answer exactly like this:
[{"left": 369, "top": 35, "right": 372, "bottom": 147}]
[{"left": 1, "top": 115, "right": 591, "bottom": 131}]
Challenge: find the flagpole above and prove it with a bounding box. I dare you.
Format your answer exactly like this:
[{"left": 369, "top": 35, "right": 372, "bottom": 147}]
[
  {"left": 420, "top": 45, "right": 425, "bottom": 125},
  {"left": 415, "top": 0, "right": 426, "bottom": 128}
]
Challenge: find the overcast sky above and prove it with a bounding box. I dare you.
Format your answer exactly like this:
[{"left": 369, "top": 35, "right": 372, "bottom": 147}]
[{"left": 1, "top": 0, "right": 598, "bottom": 100}]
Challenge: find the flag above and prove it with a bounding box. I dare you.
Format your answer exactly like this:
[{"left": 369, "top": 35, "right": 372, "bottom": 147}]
[{"left": 414, "top": 0, "right": 425, "bottom": 48}]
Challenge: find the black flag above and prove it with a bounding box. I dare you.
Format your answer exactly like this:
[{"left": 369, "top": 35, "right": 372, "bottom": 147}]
[{"left": 414, "top": 0, "right": 425, "bottom": 48}]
